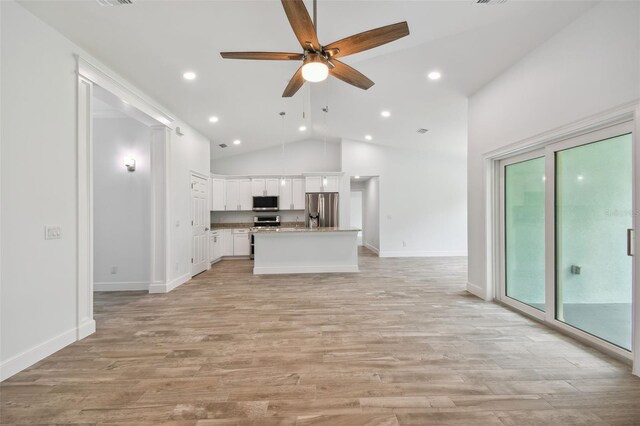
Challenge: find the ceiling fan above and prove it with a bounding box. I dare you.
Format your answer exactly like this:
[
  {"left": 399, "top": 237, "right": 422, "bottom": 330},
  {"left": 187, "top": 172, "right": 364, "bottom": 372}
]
[{"left": 220, "top": 0, "right": 410, "bottom": 97}]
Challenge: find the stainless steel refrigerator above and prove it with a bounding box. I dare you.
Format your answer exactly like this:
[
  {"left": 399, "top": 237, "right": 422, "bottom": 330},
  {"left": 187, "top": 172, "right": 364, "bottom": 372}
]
[{"left": 305, "top": 192, "right": 339, "bottom": 228}]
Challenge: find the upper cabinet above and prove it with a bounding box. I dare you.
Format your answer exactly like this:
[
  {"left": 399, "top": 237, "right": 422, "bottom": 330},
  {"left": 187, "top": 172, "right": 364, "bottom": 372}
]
[
  {"left": 279, "top": 178, "right": 305, "bottom": 210},
  {"left": 225, "top": 179, "right": 252, "bottom": 211},
  {"left": 292, "top": 178, "right": 305, "bottom": 209},
  {"left": 251, "top": 178, "right": 279, "bottom": 196},
  {"left": 210, "top": 178, "right": 225, "bottom": 211},
  {"left": 305, "top": 175, "right": 340, "bottom": 193}
]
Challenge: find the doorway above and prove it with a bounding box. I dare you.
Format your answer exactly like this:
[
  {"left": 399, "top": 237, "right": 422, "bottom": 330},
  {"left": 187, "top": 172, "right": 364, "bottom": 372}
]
[{"left": 498, "top": 121, "right": 635, "bottom": 356}]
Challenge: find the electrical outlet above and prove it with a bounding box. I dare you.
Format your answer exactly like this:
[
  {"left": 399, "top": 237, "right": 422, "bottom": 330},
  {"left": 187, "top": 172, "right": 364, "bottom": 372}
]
[
  {"left": 402, "top": 241, "right": 407, "bottom": 247},
  {"left": 45, "top": 225, "right": 62, "bottom": 240},
  {"left": 110, "top": 266, "right": 118, "bottom": 275}
]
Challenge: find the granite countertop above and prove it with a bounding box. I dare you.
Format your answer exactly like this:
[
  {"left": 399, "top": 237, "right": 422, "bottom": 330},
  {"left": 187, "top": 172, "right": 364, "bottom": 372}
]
[
  {"left": 252, "top": 227, "right": 361, "bottom": 234},
  {"left": 211, "top": 222, "right": 306, "bottom": 230}
]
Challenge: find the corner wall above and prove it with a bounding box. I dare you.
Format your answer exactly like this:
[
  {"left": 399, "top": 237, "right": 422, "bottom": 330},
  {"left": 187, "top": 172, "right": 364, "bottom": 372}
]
[
  {"left": 93, "top": 116, "right": 151, "bottom": 291},
  {"left": 467, "top": 1, "right": 640, "bottom": 300},
  {"left": 0, "top": 0, "right": 210, "bottom": 380}
]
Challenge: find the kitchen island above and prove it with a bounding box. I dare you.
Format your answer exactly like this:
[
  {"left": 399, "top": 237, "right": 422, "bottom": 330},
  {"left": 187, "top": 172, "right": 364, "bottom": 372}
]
[{"left": 252, "top": 227, "right": 360, "bottom": 275}]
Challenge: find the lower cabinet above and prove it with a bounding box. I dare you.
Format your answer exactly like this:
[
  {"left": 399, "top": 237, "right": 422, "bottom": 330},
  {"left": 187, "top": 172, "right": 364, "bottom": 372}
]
[
  {"left": 210, "top": 231, "right": 222, "bottom": 263},
  {"left": 233, "top": 230, "right": 251, "bottom": 256},
  {"left": 222, "top": 229, "right": 234, "bottom": 256}
]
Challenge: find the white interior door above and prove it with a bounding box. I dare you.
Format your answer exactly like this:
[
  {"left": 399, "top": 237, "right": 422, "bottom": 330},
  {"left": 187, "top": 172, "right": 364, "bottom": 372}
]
[{"left": 191, "top": 174, "right": 209, "bottom": 276}]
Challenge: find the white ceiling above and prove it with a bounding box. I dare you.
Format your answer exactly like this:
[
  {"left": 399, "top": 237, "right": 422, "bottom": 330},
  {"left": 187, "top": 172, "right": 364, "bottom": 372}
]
[{"left": 19, "top": 0, "right": 594, "bottom": 159}]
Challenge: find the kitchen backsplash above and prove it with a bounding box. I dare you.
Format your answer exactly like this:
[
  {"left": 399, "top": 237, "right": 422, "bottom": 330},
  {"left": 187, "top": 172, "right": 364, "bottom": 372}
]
[{"left": 210, "top": 210, "right": 305, "bottom": 225}]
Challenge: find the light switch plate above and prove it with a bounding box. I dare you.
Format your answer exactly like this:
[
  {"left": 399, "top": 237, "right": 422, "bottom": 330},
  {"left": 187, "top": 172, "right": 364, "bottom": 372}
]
[{"left": 45, "top": 225, "right": 62, "bottom": 240}]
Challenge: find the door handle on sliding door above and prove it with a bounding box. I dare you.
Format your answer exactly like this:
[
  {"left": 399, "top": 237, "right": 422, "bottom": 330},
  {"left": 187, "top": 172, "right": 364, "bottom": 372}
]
[{"left": 627, "top": 228, "right": 634, "bottom": 256}]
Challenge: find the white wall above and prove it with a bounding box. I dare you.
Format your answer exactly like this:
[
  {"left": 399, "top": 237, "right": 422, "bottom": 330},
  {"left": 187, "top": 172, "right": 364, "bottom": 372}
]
[
  {"left": 350, "top": 191, "right": 363, "bottom": 245},
  {"left": 93, "top": 116, "right": 151, "bottom": 290},
  {"left": 1, "top": 0, "right": 82, "bottom": 379},
  {"left": 0, "top": 0, "right": 210, "bottom": 379},
  {"left": 170, "top": 121, "right": 211, "bottom": 284},
  {"left": 341, "top": 140, "right": 467, "bottom": 257},
  {"left": 467, "top": 2, "right": 640, "bottom": 300},
  {"left": 211, "top": 139, "right": 341, "bottom": 175},
  {"left": 362, "top": 177, "right": 380, "bottom": 251}
]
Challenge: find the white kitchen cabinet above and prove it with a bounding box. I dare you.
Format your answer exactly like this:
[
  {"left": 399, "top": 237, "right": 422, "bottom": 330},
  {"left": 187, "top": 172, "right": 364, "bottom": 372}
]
[
  {"left": 226, "top": 179, "right": 252, "bottom": 211},
  {"left": 239, "top": 180, "right": 252, "bottom": 210},
  {"left": 280, "top": 178, "right": 305, "bottom": 210},
  {"left": 305, "top": 176, "right": 322, "bottom": 192},
  {"left": 222, "top": 229, "right": 234, "bottom": 256},
  {"left": 323, "top": 175, "right": 340, "bottom": 192},
  {"left": 305, "top": 175, "right": 340, "bottom": 193},
  {"left": 233, "top": 229, "right": 251, "bottom": 256},
  {"left": 292, "top": 178, "right": 305, "bottom": 209},
  {"left": 251, "top": 178, "right": 279, "bottom": 196},
  {"left": 210, "top": 231, "right": 222, "bottom": 262},
  {"left": 279, "top": 179, "right": 292, "bottom": 210},
  {"left": 210, "top": 178, "right": 225, "bottom": 211},
  {"left": 225, "top": 180, "right": 239, "bottom": 211}
]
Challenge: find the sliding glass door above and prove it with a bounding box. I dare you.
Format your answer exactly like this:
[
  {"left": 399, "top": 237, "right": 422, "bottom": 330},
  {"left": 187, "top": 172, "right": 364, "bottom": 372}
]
[
  {"left": 503, "top": 155, "right": 546, "bottom": 312},
  {"left": 499, "top": 122, "right": 635, "bottom": 356},
  {"left": 555, "top": 133, "right": 633, "bottom": 350}
]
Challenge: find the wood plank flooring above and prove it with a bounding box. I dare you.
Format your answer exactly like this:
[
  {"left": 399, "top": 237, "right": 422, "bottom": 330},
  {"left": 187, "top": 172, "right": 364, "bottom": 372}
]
[{"left": 2, "top": 248, "right": 640, "bottom": 425}]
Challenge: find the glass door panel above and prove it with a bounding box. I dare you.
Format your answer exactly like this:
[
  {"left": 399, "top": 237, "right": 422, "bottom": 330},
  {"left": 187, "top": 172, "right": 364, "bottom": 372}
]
[
  {"left": 555, "top": 133, "right": 633, "bottom": 350},
  {"left": 505, "top": 157, "right": 546, "bottom": 311}
]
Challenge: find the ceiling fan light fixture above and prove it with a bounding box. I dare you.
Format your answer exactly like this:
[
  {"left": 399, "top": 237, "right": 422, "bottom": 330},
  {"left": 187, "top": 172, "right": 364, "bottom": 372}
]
[{"left": 301, "top": 55, "right": 329, "bottom": 83}]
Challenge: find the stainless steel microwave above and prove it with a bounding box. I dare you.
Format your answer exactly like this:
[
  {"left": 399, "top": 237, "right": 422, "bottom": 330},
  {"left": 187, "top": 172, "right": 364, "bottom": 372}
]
[{"left": 252, "top": 196, "right": 278, "bottom": 211}]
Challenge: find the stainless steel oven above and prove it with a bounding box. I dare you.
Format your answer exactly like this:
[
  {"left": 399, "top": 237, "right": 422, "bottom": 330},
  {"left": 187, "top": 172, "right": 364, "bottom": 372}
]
[{"left": 250, "top": 215, "right": 280, "bottom": 259}]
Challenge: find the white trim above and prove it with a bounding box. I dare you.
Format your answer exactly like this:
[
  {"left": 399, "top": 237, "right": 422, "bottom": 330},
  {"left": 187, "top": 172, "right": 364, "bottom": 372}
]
[
  {"left": 148, "top": 273, "right": 191, "bottom": 294},
  {"left": 466, "top": 282, "right": 486, "bottom": 300},
  {"left": 253, "top": 265, "right": 359, "bottom": 275},
  {"left": 0, "top": 327, "right": 77, "bottom": 381},
  {"left": 76, "top": 55, "right": 174, "bottom": 127},
  {"left": 379, "top": 250, "right": 467, "bottom": 258},
  {"left": 633, "top": 105, "right": 640, "bottom": 377},
  {"left": 77, "top": 319, "right": 96, "bottom": 340},
  {"left": 363, "top": 243, "right": 379, "bottom": 255},
  {"left": 76, "top": 75, "right": 94, "bottom": 340},
  {"left": 94, "top": 281, "right": 150, "bottom": 291}
]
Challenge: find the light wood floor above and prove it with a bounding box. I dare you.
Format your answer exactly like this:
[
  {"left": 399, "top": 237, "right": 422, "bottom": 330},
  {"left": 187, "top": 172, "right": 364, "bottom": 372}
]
[{"left": 2, "top": 248, "right": 640, "bottom": 425}]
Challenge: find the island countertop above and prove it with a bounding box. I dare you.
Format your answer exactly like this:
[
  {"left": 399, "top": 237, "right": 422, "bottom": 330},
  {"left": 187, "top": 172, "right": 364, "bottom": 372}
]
[{"left": 251, "top": 226, "right": 360, "bottom": 234}]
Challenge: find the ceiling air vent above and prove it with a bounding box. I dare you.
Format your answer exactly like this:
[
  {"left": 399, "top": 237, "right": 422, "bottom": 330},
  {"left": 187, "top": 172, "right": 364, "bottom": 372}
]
[
  {"left": 475, "top": 0, "right": 507, "bottom": 4},
  {"left": 96, "top": 0, "right": 133, "bottom": 6},
  {"left": 416, "top": 128, "right": 429, "bottom": 134},
  {"left": 218, "top": 143, "right": 228, "bottom": 148}
]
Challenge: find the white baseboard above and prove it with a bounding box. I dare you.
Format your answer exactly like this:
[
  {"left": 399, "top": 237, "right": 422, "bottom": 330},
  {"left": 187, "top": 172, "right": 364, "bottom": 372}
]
[
  {"left": 0, "top": 327, "right": 77, "bottom": 381},
  {"left": 94, "top": 281, "right": 149, "bottom": 291},
  {"left": 253, "top": 265, "right": 359, "bottom": 275},
  {"left": 466, "top": 281, "right": 487, "bottom": 300},
  {"left": 379, "top": 250, "right": 467, "bottom": 258},
  {"left": 77, "top": 319, "right": 96, "bottom": 339},
  {"left": 148, "top": 272, "right": 191, "bottom": 294},
  {"left": 363, "top": 243, "right": 380, "bottom": 255}
]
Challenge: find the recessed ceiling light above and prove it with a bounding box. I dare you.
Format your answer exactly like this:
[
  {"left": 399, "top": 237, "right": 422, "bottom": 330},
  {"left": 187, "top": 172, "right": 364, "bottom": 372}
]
[
  {"left": 299, "top": 125, "right": 307, "bottom": 132},
  {"left": 381, "top": 110, "right": 391, "bottom": 118},
  {"left": 183, "top": 71, "right": 196, "bottom": 80},
  {"left": 209, "top": 116, "right": 219, "bottom": 123},
  {"left": 233, "top": 139, "right": 241, "bottom": 145},
  {"left": 428, "top": 71, "right": 441, "bottom": 80},
  {"left": 365, "top": 135, "right": 373, "bottom": 141}
]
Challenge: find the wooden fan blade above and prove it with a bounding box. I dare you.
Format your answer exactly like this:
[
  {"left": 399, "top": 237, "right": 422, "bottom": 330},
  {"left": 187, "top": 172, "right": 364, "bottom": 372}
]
[
  {"left": 220, "top": 52, "right": 304, "bottom": 61},
  {"left": 324, "top": 21, "right": 409, "bottom": 58},
  {"left": 283, "top": 66, "right": 305, "bottom": 97},
  {"left": 329, "top": 59, "right": 374, "bottom": 90},
  {"left": 281, "top": 0, "right": 320, "bottom": 51}
]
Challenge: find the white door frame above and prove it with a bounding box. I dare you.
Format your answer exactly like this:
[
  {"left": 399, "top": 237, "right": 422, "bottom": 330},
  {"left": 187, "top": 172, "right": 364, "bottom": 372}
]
[
  {"left": 190, "top": 170, "right": 211, "bottom": 276},
  {"left": 76, "top": 55, "right": 175, "bottom": 340},
  {"left": 483, "top": 101, "right": 640, "bottom": 375}
]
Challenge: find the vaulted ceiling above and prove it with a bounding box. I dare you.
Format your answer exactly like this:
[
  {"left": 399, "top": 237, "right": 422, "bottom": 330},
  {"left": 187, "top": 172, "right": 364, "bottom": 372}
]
[{"left": 20, "top": 0, "right": 594, "bottom": 159}]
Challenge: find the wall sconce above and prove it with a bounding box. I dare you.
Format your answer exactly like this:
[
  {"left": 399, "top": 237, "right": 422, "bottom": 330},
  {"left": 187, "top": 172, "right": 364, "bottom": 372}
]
[{"left": 124, "top": 157, "right": 136, "bottom": 172}]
